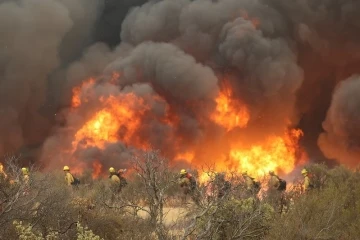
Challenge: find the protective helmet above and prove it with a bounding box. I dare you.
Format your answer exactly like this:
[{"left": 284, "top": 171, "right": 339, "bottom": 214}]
[
  {"left": 109, "top": 167, "right": 116, "bottom": 173},
  {"left": 301, "top": 169, "right": 308, "bottom": 175},
  {"left": 21, "top": 167, "right": 29, "bottom": 174},
  {"left": 63, "top": 166, "right": 70, "bottom": 171},
  {"left": 180, "top": 169, "right": 187, "bottom": 175}
]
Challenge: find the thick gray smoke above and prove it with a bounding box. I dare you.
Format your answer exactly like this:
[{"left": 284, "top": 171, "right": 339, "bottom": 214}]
[
  {"left": 105, "top": 42, "right": 219, "bottom": 102},
  {"left": 2, "top": 0, "right": 360, "bottom": 171},
  {"left": 0, "top": 0, "right": 108, "bottom": 160},
  {"left": 271, "top": 0, "right": 360, "bottom": 65},
  {"left": 117, "top": 0, "right": 304, "bottom": 135},
  {"left": 0, "top": 0, "right": 73, "bottom": 156},
  {"left": 318, "top": 75, "right": 360, "bottom": 167}
]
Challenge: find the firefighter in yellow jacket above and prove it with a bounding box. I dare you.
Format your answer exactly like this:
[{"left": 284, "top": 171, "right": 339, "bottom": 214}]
[
  {"left": 63, "top": 166, "right": 74, "bottom": 186},
  {"left": 242, "top": 171, "right": 260, "bottom": 196},
  {"left": 21, "top": 167, "right": 30, "bottom": 185},
  {"left": 301, "top": 169, "right": 312, "bottom": 192},
  {"left": 21, "top": 167, "right": 30, "bottom": 196},
  {"left": 268, "top": 171, "right": 280, "bottom": 190},
  {"left": 109, "top": 167, "right": 121, "bottom": 184},
  {"left": 109, "top": 167, "right": 128, "bottom": 194}
]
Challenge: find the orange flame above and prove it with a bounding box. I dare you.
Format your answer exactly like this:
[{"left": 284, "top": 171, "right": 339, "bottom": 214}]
[
  {"left": 71, "top": 78, "right": 95, "bottom": 108},
  {"left": 72, "top": 94, "right": 149, "bottom": 150},
  {"left": 174, "top": 151, "right": 194, "bottom": 164},
  {"left": 211, "top": 87, "right": 249, "bottom": 131},
  {"left": 200, "top": 129, "right": 303, "bottom": 180}
]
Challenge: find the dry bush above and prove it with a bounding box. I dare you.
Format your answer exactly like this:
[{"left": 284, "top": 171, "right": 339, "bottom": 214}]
[{"left": 2, "top": 154, "right": 360, "bottom": 240}]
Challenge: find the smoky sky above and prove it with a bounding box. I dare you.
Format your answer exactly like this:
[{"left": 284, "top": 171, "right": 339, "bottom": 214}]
[{"left": 1, "top": 0, "right": 360, "bottom": 169}]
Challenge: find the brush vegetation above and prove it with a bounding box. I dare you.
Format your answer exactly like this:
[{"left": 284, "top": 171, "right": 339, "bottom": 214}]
[{"left": 1, "top": 153, "right": 359, "bottom": 240}]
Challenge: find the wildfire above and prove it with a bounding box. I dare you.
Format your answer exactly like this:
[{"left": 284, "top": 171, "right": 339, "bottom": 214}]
[
  {"left": 211, "top": 88, "right": 249, "bottom": 131},
  {"left": 222, "top": 129, "right": 302, "bottom": 178},
  {"left": 67, "top": 75, "right": 306, "bottom": 180},
  {"left": 72, "top": 94, "right": 149, "bottom": 150},
  {"left": 174, "top": 151, "right": 194, "bottom": 164}
]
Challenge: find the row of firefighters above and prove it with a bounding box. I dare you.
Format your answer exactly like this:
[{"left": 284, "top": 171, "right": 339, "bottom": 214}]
[
  {"left": 178, "top": 169, "right": 312, "bottom": 202},
  {"left": 18, "top": 166, "right": 313, "bottom": 199}
]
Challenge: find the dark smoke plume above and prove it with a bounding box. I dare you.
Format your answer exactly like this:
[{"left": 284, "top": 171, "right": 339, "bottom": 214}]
[
  {"left": 0, "top": 0, "right": 74, "bottom": 157},
  {"left": 318, "top": 75, "right": 360, "bottom": 167}
]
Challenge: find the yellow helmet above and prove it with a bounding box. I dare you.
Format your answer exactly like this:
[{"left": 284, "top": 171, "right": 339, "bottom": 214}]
[
  {"left": 109, "top": 167, "right": 116, "bottom": 173},
  {"left": 63, "top": 166, "right": 70, "bottom": 171},
  {"left": 180, "top": 169, "right": 187, "bottom": 175},
  {"left": 21, "top": 167, "right": 29, "bottom": 174},
  {"left": 301, "top": 169, "right": 308, "bottom": 175}
]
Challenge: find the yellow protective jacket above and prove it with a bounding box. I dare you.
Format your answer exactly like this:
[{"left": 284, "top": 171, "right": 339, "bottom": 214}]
[
  {"left": 303, "top": 175, "right": 310, "bottom": 191},
  {"left": 269, "top": 175, "right": 280, "bottom": 189},
  {"left": 110, "top": 174, "right": 121, "bottom": 184},
  {"left": 179, "top": 177, "right": 190, "bottom": 187},
  {"left": 65, "top": 172, "right": 74, "bottom": 186},
  {"left": 23, "top": 174, "right": 30, "bottom": 185},
  {"left": 244, "top": 175, "right": 255, "bottom": 190}
]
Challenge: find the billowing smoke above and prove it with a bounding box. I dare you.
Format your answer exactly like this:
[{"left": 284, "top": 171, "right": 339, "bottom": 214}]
[
  {"left": 2, "top": 0, "right": 360, "bottom": 173},
  {"left": 318, "top": 75, "right": 360, "bottom": 167},
  {"left": 0, "top": 0, "right": 74, "bottom": 157}
]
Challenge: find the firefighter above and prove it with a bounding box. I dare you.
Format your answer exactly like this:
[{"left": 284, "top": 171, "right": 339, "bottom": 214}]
[
  {"left": 109, "top": 167, "right": 127, "bottom": 194},
  {"left": 268, "top": 170, "right": 287, "bottom": 213},
  {"left": 242, "top": 171, "right": 260, "bottom": 196},
  {"left": 268, "top": 171, "right": 280, "bottom": 190},
  {"left": 63, "top": 166, "right": 74, "bottom": 186},
  {"left": 63, "top": 166, "right": 80, "bottom": 187},
  {"left": 21, "top": 167, "right": 30, "bottom": 196},
  {"left": 109, "top": 167, "right": 120, "bottom": 184},
  {"left": 269, "top": 171, "right": 287, "bottom": 191},
  {"left": 179, "top": 169, "right": 199, "bottom": 204},
  {"left": 301, "top": 168, "right": 312, "bottom": 192},
  {"left": 21, "top": 167, "right": 30, "bottom": 185}
]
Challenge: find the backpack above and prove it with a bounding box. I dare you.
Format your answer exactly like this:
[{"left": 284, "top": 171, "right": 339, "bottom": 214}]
[
  {"left": 277, "top": 178, "right": 287, "bottom": 191},
  {"left": 223, "top": 181, "right": 231, "bottom": 191},
  {"left": 119, "top": 176, "right": 128, "bottom": 187},
  {"left": 186, "top": 174, "right": 197, "bottom": 190},
  {"left": 253, "top": 180, "right": 261, "bottom": 192},
  {"left": 72, "top": 176, "right": 80, "bottom": 186}
]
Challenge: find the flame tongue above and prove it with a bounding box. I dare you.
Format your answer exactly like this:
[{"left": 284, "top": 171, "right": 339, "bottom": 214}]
[
  {"left": 229, "top": 129, "right": 304, "bottom": 177},
  {"left": 72, "top": 94, "right": 149, "bottom": 150},
  {"left": 211, "top": 86, "right": 249, "bottom": 131}
]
